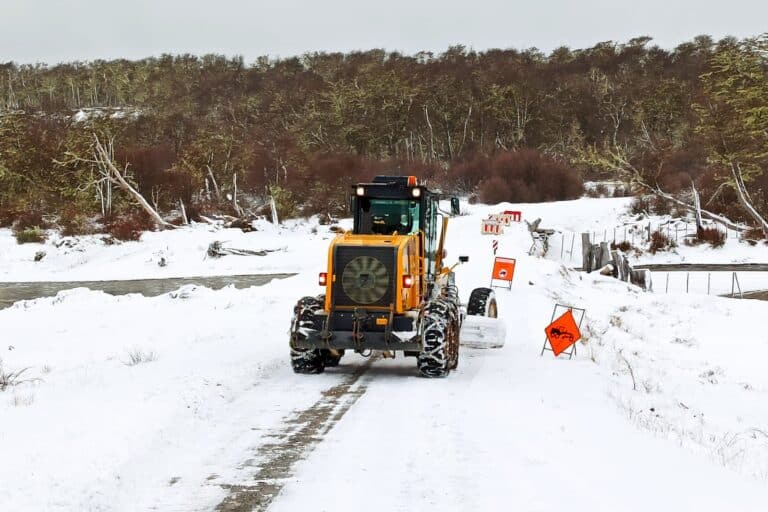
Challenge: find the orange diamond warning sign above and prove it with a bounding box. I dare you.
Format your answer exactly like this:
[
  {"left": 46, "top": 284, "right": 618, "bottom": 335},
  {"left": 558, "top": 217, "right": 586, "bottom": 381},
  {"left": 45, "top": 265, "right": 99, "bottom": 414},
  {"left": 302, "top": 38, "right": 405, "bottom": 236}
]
[
  {"left": 544, "top": 310, "right": 581, "bottom": 357},
  {"left": 491, "top": 257, "right": 516, "bottom": 282}
]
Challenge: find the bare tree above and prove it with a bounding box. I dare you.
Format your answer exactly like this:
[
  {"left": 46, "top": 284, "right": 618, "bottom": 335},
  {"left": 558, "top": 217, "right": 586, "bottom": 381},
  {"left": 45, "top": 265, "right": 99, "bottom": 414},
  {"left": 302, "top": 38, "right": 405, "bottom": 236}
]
[
  {"left": 731, "top": 161, "right": 768, "bottom": 236},
  {"left": 588, "top": 143, "right": 748, "bottom": 232},
  {"left": 73, "top": 136, "right": 114, "bottom": 219},
  {"left": 205, "top": 164, "right": 221, "bottom": 200},
  {"left": 691, "top": 181, "right": 703, "bottom": 231},
  {"left": 92, "top": 137, "right": 174, "bottom": 229},
  {"left": 231, "top": 173, "right": 245, "bottom": 217},
  {"left": 60, "top": 135, "right": 176, "bottom": 229},
  {"left": 178, "top": 199, "right": 189, "bottom": 225}
]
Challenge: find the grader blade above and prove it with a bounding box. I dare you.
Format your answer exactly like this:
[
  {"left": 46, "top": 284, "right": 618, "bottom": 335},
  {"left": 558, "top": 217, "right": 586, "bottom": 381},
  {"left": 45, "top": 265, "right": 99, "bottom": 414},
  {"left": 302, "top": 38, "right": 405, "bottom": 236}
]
[{"left": 460, "top": 316, "right": 506, "bottom": 349}]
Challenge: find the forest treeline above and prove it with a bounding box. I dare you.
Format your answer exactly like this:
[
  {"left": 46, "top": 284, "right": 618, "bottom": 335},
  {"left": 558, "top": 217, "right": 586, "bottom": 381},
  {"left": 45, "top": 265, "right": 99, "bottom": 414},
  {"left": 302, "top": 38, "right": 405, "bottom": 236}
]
[{"left": 0, "top": 34, "right": 766, "bottom": 235}]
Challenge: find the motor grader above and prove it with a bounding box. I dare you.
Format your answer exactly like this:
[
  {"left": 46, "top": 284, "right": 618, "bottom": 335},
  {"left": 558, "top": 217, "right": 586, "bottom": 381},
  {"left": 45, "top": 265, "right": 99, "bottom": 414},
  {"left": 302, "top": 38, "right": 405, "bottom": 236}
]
[{"left": 289, "top": 175, "right": 503, "bottom": 377}]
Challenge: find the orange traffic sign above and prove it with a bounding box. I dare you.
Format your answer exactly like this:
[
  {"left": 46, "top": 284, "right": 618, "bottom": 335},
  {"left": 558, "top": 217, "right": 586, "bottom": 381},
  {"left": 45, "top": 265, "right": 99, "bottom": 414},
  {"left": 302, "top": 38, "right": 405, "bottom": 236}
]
[
  {"left": 544, "top": 310, "right": 582, "bottom": 357},
  {"left": 491, "top": 257, "right": 516, "bottom": 283}
]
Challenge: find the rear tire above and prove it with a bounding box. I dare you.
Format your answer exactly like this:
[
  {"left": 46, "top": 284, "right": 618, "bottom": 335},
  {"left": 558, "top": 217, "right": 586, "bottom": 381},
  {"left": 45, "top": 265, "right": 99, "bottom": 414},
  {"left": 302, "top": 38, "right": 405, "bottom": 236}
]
[
  {"left": 467, "top": 288, "right": 497, "bottom": 318},
  {"left": 290, "top": 296, "right": 326, "bottom": 374}
]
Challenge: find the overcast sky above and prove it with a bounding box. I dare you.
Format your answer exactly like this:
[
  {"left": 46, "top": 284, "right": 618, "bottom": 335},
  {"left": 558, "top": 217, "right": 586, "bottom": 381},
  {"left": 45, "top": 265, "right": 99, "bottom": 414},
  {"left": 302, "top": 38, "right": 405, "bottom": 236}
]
[{"left": 2, "top": 0, "right": 766, "bottom": 64}]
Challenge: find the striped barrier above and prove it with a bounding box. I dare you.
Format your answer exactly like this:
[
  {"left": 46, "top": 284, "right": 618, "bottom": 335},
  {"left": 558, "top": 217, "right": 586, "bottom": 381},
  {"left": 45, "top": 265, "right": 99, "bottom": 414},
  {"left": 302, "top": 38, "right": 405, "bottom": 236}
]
[
  {"left": 487, "top": 211, "right": 522, "bottom": 226},
  {"left": 481, "top": 219, "right": 504, "bottom": 235}
]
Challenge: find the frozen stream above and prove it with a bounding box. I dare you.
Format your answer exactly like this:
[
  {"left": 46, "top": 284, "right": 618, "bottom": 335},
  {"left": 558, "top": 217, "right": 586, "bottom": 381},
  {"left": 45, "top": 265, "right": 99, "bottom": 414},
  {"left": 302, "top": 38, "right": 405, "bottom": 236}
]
[{"left": 0, "top": 273, "right": 296, "bottom": 309}]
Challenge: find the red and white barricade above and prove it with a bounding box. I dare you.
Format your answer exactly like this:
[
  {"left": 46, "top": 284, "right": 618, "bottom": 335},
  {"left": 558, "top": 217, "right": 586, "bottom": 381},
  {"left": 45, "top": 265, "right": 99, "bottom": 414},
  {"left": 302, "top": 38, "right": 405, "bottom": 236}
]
[
  {"left": 481, "top": 219, "right": 504, "bottom": 235},
  {"left": 487, "top": 210, "right": 523, "bottom": 226},
  {"left": 487, "top": 213, "right": 511, "bottom": 226}
]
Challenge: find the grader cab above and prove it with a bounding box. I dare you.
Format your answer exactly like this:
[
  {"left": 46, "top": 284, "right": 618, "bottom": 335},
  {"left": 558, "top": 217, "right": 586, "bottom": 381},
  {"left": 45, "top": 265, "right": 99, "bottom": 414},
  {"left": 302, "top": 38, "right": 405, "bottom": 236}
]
[{"left": 289, "top": 175, "right": 504, "bottom": 377}]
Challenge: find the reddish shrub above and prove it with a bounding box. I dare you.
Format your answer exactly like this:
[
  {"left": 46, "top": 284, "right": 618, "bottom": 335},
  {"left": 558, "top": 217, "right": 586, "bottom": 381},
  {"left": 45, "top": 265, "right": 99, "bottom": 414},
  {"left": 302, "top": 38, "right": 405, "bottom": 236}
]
[
  {"left": 478, "top": 176, "right": 522, "bottom": 204},
  {"left": 105, "top": 211, "right": 155, "bottom": 241},
  {"left": 0, "top": 206, "right": 18, "bottom": 228},
  {"left": 742, "top": 227, "right": 767, "bottom": 243},
  {"left": 610, "top": 240, "right": 634, "bottom": 252},
  {"left": 12, "top": 210, "right": 49, "bottom": 231},
  {"left": 299, "top": 153, "right": 441, "bottom": 216},
  {"left": 448, "top": 157, "right": 486, "bottom": 194},
  {"left": 59, "top": 206, "right": 93, "bottom": 237},
  {"left": 463, "top": 150, "right": 582, "bottom": 204},
  {"left": 300, "top": 153, "right": 375, "bottom": 216},
  {"left": 649, "top": 230, "right": 676, "bottom": 254},
  {"left": 117, "top": 145, "right": 180, "bottom": 202},
  {"left": 634, "top": 146, "right": 709, "bottom": 195},
  {"left": 650, "top": 195, "right": 675, "bottom": 216},
  {"left": 697, "top": 226, "right": 726, "bottom": 248},
  {"left": 683, "top": 226, "right": 726, "bottom": 248}
]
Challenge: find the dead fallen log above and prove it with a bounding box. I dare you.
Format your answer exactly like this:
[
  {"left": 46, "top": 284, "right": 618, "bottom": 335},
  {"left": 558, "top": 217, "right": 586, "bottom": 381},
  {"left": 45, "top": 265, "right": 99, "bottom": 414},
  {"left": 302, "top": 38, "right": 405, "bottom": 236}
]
[{"left": 207, "top": 241, "right": 284, "bottom": 258}]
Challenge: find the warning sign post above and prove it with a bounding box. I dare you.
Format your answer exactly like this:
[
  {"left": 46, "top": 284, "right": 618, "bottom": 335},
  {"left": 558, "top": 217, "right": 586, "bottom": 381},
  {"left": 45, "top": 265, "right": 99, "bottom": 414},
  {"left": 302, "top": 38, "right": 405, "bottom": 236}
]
[
  {"left": 541, "top": 305, "right": 585, "bottom": 359},
  {"left": 490, "top": 257, "right": 516, "bottom": 290}
]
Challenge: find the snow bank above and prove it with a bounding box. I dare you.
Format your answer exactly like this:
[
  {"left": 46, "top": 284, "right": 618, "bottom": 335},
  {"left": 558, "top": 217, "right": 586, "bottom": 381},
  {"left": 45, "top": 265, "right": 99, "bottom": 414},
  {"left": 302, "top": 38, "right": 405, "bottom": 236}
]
[{"left": 0, "top": 279, "right": 347, "bottom": 510}]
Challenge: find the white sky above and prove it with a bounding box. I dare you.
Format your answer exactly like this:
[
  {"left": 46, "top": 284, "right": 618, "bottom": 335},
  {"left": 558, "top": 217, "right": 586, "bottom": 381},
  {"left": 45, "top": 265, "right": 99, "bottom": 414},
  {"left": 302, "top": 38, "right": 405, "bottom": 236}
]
[{"left": 1, "top": 0, "right": 766, "bottom": 64}]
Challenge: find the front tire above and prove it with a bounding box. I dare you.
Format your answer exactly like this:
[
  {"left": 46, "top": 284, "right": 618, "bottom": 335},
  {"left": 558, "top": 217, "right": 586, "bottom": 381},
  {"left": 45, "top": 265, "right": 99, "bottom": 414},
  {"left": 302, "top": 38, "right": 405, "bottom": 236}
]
[
  {"left": 291, "top": 347, "right": 326, "bottom": 374},
  {"left": 290, "top": 296, "right": 326, "bottom": 374},
  {"left": 417, "top": 299, "right": 459, "bottom": 378}
]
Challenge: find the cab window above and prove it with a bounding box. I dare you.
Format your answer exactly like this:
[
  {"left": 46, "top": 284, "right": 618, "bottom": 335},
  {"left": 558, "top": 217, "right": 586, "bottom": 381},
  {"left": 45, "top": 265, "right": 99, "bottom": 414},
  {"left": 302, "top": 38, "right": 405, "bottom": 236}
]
[{"left": 356, "top": 198, "right": 421, "bottom": 235}]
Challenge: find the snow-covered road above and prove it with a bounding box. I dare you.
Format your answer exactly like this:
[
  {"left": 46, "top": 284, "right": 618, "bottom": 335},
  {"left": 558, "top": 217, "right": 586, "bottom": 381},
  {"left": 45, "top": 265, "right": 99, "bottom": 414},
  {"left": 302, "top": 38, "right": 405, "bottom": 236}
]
[
  {"left": 272, "top": 346, "right": 766, "bottom": 512},
  {"left": 2, "top": 198, "right": 767, "bottom": 511}
]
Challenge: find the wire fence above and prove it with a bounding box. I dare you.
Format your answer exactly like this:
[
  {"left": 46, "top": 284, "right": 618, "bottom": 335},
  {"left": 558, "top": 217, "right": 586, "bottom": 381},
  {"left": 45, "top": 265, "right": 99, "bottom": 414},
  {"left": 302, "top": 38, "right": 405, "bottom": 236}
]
[
  {"left": 545, "top": 220, "right": 740, "bottom": 265},
  {"left": 585, "top": 220, "right": 738, "bottom": 246},
  {"left": 646, "top": 271, "right": 768, "bottom": 298}
]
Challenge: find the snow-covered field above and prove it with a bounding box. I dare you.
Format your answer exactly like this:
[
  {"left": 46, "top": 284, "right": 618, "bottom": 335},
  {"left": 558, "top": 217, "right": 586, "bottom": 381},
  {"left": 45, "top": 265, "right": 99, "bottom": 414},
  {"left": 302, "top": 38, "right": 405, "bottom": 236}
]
[
  {"left": 0, "top": 217, "right": 350, "bottom": 282},
  {"left": 1, "top": 197, "right": 768, "bottom": 511}
]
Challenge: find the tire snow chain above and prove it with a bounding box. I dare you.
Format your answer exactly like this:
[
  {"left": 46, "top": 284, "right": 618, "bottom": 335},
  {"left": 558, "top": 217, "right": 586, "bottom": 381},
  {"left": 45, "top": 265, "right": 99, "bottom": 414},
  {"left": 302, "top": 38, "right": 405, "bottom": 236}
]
[{"left": 420, "top": 299, "right": 451, "bottom": 362}]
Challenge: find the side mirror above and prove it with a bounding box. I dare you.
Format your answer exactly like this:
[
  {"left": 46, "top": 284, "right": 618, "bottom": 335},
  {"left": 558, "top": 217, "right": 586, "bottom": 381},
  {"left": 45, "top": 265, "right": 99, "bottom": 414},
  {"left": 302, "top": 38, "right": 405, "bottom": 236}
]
[
  {"left": 459, "top": 256, "right": 469, "bottom": 263},
  {"left": 450, "top": 197, "right": 461, "bottom": 216}
]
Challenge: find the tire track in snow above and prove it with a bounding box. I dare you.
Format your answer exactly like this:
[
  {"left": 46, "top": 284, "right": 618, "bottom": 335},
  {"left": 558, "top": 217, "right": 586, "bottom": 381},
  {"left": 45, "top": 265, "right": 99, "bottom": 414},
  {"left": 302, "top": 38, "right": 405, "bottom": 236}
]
[{"left": 215, "top": 358, "right": 374, "bottom": 512}]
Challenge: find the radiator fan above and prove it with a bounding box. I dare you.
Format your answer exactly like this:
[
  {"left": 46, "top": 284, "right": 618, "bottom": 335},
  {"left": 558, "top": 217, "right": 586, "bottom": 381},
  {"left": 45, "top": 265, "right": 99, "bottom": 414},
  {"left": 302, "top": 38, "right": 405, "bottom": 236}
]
[{"left": 341, "top": 255, "right": 390, "bottom": 304}]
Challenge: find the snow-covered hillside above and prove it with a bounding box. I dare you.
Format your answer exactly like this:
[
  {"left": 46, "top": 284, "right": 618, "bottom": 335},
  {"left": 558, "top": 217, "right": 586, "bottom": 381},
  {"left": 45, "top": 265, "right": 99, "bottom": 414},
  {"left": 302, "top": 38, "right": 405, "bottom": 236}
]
[{"left": 1, "top": 198, "right": 767, "bottom": 511}]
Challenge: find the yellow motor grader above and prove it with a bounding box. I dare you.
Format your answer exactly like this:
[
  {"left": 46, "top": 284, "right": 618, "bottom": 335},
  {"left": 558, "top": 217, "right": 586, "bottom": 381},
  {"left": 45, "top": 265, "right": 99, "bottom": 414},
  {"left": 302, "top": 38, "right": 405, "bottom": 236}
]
[{"left": 289, "top": 176, "right": 504, "bottom": 377}]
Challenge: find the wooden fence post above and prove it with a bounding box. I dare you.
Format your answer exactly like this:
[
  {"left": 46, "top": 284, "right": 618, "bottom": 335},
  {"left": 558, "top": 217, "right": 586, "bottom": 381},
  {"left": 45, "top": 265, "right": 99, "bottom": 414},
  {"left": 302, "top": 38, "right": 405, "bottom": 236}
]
[
  {"left": 581, "top": 233, "right": 592, "bottom": 272},
  {"left": 611, "top": 250, "right": 622, "bottom": 280},
  {"left": 629, "top": 269, "right": 649, "bottom": 291},
  {"left": 622, "top": 257, "right": 632, "bottom": 283}
]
